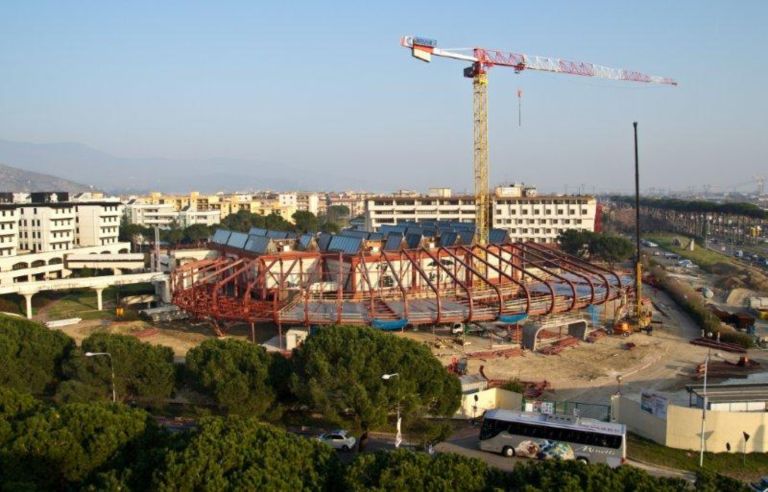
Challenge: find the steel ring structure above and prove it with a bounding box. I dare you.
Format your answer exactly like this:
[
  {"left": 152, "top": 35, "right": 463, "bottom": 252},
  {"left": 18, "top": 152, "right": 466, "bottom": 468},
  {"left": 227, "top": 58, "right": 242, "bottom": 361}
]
[{"left": 172, "top": 229, "right": 628, "bottom": 335}]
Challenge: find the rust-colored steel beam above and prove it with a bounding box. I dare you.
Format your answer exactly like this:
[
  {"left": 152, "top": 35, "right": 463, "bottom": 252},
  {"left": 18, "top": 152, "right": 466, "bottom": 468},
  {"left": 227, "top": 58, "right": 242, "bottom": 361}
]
[
  {"left": 519, "top": 244, "right": 596, "bottom": 306},
  {"left": 380, "top": 252, "right": 410, "bottom": 320},
  {"left": 457, "top": 245, "right": 531, "bottom": 314},
  {"left": 401, "top": 249, "right": 442, "bottom": 323},
  {"left": 480, "top": 244, "right": 557, "bottom": 315},
  {"left": 438, "top": 246, "right": 502, "bottom": 318},
  {"left": 420, "top": 246, "right": 474, "bottom": 321},
  {"left": 499, "top": 244, "right": 579, "bottom": 311}
]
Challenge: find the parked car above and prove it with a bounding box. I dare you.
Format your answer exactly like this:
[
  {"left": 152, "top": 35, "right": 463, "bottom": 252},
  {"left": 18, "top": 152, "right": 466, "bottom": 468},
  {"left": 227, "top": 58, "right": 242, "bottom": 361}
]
[
  {"left": 317, "top": 430, "right": 356, "bottom": 451},
  {"left": 750, "top": 476, "right": 768, "bottom": 492}
]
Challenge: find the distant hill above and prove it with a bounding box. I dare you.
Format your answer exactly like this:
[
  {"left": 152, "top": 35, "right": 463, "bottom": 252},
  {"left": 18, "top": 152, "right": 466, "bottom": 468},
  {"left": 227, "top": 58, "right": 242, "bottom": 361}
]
[
  {"left": 0, "top": 163, "right": 93, "bottom": 193},
  {"left": 0, "top": 139, "right": 350, "bottom": 193}
]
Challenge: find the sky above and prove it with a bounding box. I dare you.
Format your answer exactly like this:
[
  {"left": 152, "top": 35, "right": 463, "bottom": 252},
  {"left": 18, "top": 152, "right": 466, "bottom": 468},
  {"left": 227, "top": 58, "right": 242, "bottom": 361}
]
[{"left": 0, "top": 1, "right": 766, "bottom": 193}]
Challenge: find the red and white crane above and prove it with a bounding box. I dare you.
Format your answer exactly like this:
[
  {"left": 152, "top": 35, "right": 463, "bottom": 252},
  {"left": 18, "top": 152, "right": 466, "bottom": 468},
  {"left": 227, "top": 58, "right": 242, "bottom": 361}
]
[{"left": 400, "top": 36, "right": 677, "bottom": 245}]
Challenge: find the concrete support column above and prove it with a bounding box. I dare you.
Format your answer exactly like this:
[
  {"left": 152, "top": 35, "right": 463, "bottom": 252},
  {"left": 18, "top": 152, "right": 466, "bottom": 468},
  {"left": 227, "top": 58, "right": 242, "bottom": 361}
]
[
  {"left": 95, "top": 287, "right": 104, "bottom": 311},
  {"left": 23, "top": 293, "right": 34, "bottom": 319}
]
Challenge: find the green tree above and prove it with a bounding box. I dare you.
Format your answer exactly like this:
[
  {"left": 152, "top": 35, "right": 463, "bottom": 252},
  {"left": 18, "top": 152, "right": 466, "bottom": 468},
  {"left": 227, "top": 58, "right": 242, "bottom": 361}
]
[
  {"left": 150, "top": 417, "right": 340, "bottom": 491},
  {"left": 291, "top": 325, "right": 461, "bottom": 433},
  {"left": 56, "top": 332, "right": 176, "bottom": 405},
  {"left": 320, "top": 220, "right": 341, "bottom": 234},
  {"left": 557, "top": 230, "right": 634, "bottom": 264},
  {"left": 327, "top": 204, "right": 350, "bottom": 223},
  {"left": 292, "top": 210, "right": 319, "bottom": 233},
  {"left": 344, "top": 449, "right": 490, "bottom": 491},
  {"left": 183, "top": 223, "right": 211, "bottom": 243},
  {"left": 0, "top": 387, "right": 42, "bottom": 444},
  {"left": 185, "top": 339, "right": 278, "bottom": 417},
  {"left": 0, "top": 402, "right": 152, "bottom": 489},
  {"left": 0, "top": 314, "right": 75, "bottom": 395}
]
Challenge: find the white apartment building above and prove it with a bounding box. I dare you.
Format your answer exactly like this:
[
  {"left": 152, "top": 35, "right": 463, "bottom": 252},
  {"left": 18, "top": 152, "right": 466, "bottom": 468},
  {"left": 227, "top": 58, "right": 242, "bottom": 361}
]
[
  {"left": 125, "top": 202, "right": 178, "bottom": 228},
  {"left": 364, "top": 186, "right": 597, "bottom": 244},
  {"left": 364, "top": 195, "right": 476, "bottom": 229},
  {"left": 0, "top": 207, "right": 18, "bottom": 257},
  {"left": 178, "top": 208, "right": 220, "bottom": 228},
  {"left": 18, "top": 204, "right": 77, "bottom": 252},
  {"left": 296, "top": 192, "right": 320, "bottom": 216},
  {"left": 74, "top": 203, "right": 123, "bottom": 247}
]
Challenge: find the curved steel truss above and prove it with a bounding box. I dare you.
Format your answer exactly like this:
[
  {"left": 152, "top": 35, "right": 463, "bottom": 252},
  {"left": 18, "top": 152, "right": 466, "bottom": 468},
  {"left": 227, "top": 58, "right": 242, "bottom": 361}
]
[{"left": 172, "top": 242, "right": 628, "bottom": 329}]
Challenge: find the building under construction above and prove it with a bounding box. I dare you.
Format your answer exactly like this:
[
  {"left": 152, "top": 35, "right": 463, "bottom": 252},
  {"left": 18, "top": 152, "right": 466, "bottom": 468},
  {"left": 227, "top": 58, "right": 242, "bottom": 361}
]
[{"left": 172, "top": 222, "right": 628, "bottom": 336}]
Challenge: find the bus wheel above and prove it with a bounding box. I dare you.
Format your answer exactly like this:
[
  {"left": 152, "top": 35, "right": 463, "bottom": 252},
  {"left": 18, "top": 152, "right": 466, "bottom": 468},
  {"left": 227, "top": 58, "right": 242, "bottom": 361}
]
[
  {"left": 576, "top": 457, "right": 589, "bottom": 465},
  {"left": 502, "top": 446, "right": 515, "bottom": 458}
]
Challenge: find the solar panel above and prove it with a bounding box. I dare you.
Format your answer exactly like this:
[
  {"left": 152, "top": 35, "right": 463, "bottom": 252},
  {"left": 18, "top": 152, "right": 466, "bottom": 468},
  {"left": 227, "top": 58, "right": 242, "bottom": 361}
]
[
  {"left": 212, "top": 229, "right": 231, "bottom": 245},
  {"left": 439, "top": 231, "right": 459, "bottom": 247},
  {"left": 244, "top": 235, "right": 272, "bottom": 254},
  {"left": 405, "top": 233, "right": 422, "bottom": 249},
  {"left": 248, "top": 227, "right": 268, "bottom": 236},
  {"left": 383, "top": 234, "right": 403, "bottom": 252},
  {"left": 299, "top": 234, "right": 315, "bottom": 250},
  {"left": 318, "top": 233, "right": 333, "bottom": 252},
  {"left": 327, "top": 235, "right": 363, "bottom": 254},
  {"left": 458, "top": 230, "right": 474, "bottom": 244},
  {"left": 340, "top": 229, "right": 370, "bottom": 239},
  {"left": 266, "top": 230, "right": 290, "bottom": 239},
  {"left": 368, "top": 232, "right": 385, "bottom": 241},
  {"left": 226, "top": 231, "right": 249, "bottom": 249},
  {"left": 490, "top": 228, "right": 509, "bottom": 244}
]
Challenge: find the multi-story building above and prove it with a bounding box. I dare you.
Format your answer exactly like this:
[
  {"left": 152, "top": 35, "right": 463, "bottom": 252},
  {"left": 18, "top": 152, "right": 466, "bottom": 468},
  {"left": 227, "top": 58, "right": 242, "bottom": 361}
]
[
  {"left": 177, "top": 208, "right": 221, "bottom": 228},
  {"left": 296, "top": 192, "right": 321, "bottom": 216},
  {"left": 0, "top": 206, "right": 18, "bottom": 257},
  {"left": 124, "top": 202, "right": 178, "bottom": 228},
  {"left": 364, "top": 185, "right": 597, "bottom": 244},
  {"left": 74, "top": 202, "right": 123, "bottom": 247},
  {"left": 18, "top": 203, "right": 77, "bottom": 252}
]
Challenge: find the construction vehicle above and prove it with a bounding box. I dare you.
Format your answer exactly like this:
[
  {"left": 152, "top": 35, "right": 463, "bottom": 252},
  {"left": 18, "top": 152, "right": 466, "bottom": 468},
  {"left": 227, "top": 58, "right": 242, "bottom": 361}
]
[
  {"left": 400, "top": 36, "right": 676, "bottom": 245},
  {"left": 612, "top": 291, "right": 652, "bottom": 336}
]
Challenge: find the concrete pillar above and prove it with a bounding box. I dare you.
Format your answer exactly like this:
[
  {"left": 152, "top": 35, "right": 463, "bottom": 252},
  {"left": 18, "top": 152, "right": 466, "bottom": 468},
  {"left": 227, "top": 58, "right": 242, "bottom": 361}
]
[
  {"left": 23, "top": 293, "right": 33, "bottom": 319},
  {"left": 95, "top": 287, "right": 104, "bottom": 311}
]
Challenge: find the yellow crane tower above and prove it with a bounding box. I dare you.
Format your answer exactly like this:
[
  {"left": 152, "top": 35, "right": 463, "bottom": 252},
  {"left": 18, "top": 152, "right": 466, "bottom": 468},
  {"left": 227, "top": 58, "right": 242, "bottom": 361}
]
[{"left": 400, "top": 36, "right": 677, "bottom": 245}]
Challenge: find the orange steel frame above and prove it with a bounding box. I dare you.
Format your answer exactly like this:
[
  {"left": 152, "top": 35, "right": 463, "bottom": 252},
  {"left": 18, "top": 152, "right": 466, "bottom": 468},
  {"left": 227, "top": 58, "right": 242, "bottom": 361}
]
[{"left": 172, "top": 242, "right": 626, "bottom": 333}]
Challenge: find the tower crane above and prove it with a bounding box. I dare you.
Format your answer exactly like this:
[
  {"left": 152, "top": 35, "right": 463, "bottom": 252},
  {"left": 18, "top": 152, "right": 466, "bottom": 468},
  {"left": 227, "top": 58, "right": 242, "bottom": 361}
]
[{"left": 400, "top": 36, "right": 677, "bottom": 245}]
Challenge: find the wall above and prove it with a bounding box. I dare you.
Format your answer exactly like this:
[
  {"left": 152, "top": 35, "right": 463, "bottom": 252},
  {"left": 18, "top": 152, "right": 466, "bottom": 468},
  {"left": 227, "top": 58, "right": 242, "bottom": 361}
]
[
  {"left": 456, "top": 388, "right": 522, "bottom": 419},
  {"left": 616, "top": 396, "right": 768, "bottom": 453},
  {"left": 666, "top": 404, "right": 768, "bottom": 453}
]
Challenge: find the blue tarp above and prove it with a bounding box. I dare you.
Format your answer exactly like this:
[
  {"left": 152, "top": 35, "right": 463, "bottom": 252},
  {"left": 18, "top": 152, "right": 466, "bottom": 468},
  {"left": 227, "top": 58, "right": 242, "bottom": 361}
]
[
  {"left": 372, "top": 318, "right": 408, "bottom": 331},
  {"left": 498, "top": 313, "right": 528, "bottom": 324}
]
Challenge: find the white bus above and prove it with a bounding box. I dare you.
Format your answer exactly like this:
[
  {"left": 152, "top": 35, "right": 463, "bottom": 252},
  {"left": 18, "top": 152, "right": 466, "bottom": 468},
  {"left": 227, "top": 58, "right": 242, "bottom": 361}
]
[{"left": 479, "top": 409, "right": 626, "bottom": 467}]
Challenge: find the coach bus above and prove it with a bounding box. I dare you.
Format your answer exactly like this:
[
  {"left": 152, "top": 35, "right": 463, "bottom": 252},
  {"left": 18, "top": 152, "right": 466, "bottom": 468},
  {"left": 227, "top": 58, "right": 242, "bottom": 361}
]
[{"left": 479, "top": 409, "right": 626, "bottom": 467}]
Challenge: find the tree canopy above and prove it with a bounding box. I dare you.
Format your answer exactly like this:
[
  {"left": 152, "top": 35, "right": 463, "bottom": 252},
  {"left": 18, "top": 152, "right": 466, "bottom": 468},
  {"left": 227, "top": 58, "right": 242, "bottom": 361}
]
[
  {"left": 558, "top": 230, "right": 634, "bottom": 264},
  {"left": 185, "top": 338, "right": 279, "bottom": 417},
  {"left": 151, "top": 416, "right": 340, "bottom": 491},
  {"left": 291, "top": 325, "right": 461, "bottom": 432},
  {"left": 292, "top": 210, "right": 320, "bottom": 233},
  {"left": 56, "top": 332, "right": 176, "bottom": 405},
  {"left": 611, "top": 196, "right": 768, "bottom": 220},
  {"left": 0, "top": 402, "right": 152, "bottom": 489},
  {"left": 0, "top": 314, "right": 75, "bottom": 395}
]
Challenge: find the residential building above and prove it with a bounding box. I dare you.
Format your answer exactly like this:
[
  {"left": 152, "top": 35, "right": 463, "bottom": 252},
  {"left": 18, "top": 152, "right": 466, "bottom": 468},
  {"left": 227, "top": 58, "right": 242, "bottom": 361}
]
[
  {"left": 74, "top": 202, "right": 123, "bottom": 247},
  {"left": 18, "top": 203, "right": 76, "bottom": 252},
  {"left": 0, "top": 206, "right": 18, "bottom": 257},
  {"left": 125, "top": 202, "right": 178, "bottom": 228},
  {"left": 178, "top": 208, "right": 221, "bottom": 228},
  {"left": 296, "top": 192, "right": 321, "bottom": 216},
  {"left": 364, "top": 186, "right": 597, "bottom": 243}
]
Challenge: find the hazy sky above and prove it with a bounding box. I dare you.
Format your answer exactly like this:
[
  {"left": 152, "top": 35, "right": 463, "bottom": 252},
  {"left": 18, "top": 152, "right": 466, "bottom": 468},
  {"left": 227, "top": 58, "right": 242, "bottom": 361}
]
[{"left": 1, "top": 1, "right": 766, "bottom": 193}]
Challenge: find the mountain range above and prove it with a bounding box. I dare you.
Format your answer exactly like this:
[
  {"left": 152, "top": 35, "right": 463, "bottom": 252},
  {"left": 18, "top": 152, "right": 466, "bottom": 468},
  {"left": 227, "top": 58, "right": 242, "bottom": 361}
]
[
  {"left": 0, "top": 162, "right": 93, "bottom": 193},
  {"left": 0, "top": 139, "right": 337, "bottom": 194}
]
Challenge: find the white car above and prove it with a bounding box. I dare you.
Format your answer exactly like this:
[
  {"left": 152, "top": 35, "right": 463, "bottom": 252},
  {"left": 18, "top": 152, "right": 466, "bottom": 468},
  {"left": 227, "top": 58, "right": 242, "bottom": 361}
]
[{"left": 317, "top": 430, "right": 356, "bottom": 451}]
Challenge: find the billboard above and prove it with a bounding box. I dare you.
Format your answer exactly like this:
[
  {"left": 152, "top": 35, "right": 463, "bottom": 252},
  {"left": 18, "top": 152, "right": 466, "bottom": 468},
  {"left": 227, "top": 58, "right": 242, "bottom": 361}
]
[{"left": 640, "top": 391, "right": 669, "bottom": 419}]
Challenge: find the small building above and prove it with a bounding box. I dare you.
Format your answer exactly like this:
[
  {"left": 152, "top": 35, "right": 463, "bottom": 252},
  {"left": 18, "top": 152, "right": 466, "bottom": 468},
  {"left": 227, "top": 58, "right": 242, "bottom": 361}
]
[
  {"left": 459, "top": 374, "right": 489, "bottom": 394},
  {"left": 687, "top": 382, "right": 768, "bottom": 412}
]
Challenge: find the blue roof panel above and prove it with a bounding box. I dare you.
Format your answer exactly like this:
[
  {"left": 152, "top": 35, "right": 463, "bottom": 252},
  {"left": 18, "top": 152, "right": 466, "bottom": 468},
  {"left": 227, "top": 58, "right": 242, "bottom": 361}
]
[
  {"left": 266, "top": 230, "right": 290, "bottom": 239},
  {"left": 248, "top": 227, "right": 268, "bottom": 236},
  {"left": 490, "top": 229, "right": 509, "bottom": 244},
  {"left": 327, "top": 235, "right": 363, "bottom": 254},
  {"left": 405, "top": 233, "right": 422, "bottom": 249},
  {"left": 439, "top": 231, "right": 459, "bottom": 247},
  {"left": 244, "top": 235, "right": 272, "bottom": 254},
  {"left": 318, "top": 233, "right": 333, "bottom": 252},
  {"left": 227, "top": 231, "right": 249, "bottom": 249},
  {"left": 299, "top": 234, "right": 315, "bottom": 250},
  {"left": 212, "top": 229, "right": 231, "bottom": 245},
  {"left": 384, "top": 234, "right": 403, "bottom": 252}
]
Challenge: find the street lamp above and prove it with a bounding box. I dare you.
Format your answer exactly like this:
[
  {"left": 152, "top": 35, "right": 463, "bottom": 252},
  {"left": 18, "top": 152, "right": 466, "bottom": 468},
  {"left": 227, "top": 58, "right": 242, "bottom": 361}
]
[
  {"left": 699, "top": 350, "right": 724, "bottom": 467},
  {"left": 85, "top": 351, "right": 116, "bottom": 403},
  {"left": 382, "top": 373, "right": 402, "bottom": 448}
]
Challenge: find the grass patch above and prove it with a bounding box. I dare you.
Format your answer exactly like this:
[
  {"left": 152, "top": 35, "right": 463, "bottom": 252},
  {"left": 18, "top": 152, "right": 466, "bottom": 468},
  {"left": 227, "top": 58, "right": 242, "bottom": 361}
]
[
  {"left": 39, "top": 289, "right": 114, "bottom": 321},
  {"left": 645, "top": 233, "right": 737, "bottom": 271},
  {"left": 628, "top": 433, "right": 768, "bottom": 482}
]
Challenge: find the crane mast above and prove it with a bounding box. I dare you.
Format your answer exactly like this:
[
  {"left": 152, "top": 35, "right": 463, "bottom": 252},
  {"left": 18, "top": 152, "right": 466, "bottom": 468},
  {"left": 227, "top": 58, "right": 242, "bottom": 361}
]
[{"left": 400, "top": 36, "right": 677, "bottom": 245}]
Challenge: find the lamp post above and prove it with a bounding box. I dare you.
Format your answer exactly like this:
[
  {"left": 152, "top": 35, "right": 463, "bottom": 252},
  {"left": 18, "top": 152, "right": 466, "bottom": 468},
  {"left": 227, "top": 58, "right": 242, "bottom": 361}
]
[
  {"left": 382, "top": 373, "right": 401, "bottom": 448},
  {"left": 699, "top": 350, "right": 723, "bottom": 467},
  {"left": 85, "top": 351, "right": 116, "bottom": 403}
]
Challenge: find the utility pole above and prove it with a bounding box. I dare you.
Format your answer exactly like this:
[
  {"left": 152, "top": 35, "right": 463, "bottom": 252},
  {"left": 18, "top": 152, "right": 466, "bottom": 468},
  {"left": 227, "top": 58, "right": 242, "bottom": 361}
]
[{"left": 633, "top": 122, "right": 642, "bottom": 323}]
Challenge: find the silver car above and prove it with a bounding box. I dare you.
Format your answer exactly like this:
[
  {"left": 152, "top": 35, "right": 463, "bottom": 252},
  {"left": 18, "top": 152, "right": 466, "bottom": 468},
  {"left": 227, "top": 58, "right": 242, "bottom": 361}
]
[{"left": 317, "top": 430, "right": 356, "bottom": 451}]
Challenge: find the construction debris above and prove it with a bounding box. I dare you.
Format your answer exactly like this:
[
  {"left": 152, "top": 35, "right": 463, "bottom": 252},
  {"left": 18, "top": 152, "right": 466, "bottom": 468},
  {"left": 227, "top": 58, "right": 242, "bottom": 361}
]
[
  {"left": 689, "top": 337, "right": 747, "bottom": 354},
  {"left": 539, "top": 336, "right": 579, "bottom": 355}
]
